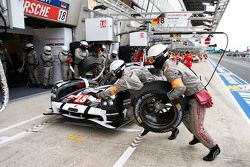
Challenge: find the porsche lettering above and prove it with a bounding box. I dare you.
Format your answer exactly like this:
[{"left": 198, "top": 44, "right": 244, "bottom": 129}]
[{"left": 24, "top": 1, "right": 51, "bottom": 18}]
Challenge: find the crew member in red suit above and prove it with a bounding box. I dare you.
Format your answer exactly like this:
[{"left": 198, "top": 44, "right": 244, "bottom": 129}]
[{"left": 181, "top": 51, "right": 193, "bottom": 68}]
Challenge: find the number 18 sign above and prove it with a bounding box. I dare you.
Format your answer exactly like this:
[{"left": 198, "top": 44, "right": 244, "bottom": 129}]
[{"left": 23, "top": 0, "right": 70, "bottom": 23}]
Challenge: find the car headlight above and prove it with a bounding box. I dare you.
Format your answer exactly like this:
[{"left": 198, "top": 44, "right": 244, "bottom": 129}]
[
  {"left": 108, "top": 100, "right": 114, "bottom": 106},
  {"left": 102, "top": 101, "right": 108, "bottom": 106}
]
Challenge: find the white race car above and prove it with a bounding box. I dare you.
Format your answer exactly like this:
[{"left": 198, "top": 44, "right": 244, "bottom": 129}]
[{"left": 48, "top": 77, "right": 131, "bottom": 129}]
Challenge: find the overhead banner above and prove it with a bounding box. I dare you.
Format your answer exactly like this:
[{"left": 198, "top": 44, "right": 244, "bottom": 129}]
[
  {"left": 23, "top": 0, "right": 70, "bottom": 23},
  {"left": 164, "top": 13, "right": 192, "bottom": 24},
  {"left": 151, "top": 12, "right": 192, "bottom": 25}
]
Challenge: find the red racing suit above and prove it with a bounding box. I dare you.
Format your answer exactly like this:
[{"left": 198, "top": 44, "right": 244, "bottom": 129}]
[{"left": 181, "top": 53, "right": 193, "bottom": 68}]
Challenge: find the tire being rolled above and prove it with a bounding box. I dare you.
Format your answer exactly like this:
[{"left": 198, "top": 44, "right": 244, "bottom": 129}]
[{"left": 133, "top": 81, "right": 185, "bottom": 133}]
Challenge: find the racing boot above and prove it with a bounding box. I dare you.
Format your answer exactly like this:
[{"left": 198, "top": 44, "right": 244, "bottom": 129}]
[
  {"left": 203, "top": 144, "right": 221, "bottom": 161},
  {"left": 168, "top": 128, "right": 179, "bottom": 140},
  {"left": 189, "top": 136, "right": 200, "bottom": 145}
]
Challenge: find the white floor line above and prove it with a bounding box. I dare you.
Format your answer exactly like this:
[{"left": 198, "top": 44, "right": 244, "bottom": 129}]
[
  {"left": 0, "top": 123, "right": 49, "bottom": 147},
  {"left": 0, "top": 131, "right": 29, "bottom": 145},
  {"left": 115, "top": 128, "right": 141, "bottom": 132},
  {"left": 0, "top": 115, "right": 44, "bottom": 134},
  {"left": 113, "top": 146, "right": 137, "bottom": 167}
]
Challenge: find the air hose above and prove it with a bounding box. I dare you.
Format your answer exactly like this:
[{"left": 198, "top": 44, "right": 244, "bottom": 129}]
[{"left": 204, "top": 32, "right": 229, "bottom": 88}]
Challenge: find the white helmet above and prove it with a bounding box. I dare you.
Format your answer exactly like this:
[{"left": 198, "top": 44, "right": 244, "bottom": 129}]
[
  {"left": 44, "top": 46, "right": 51, "bottom": 55},
  {"left": 110, "top": 60, "right": 125, "bottom": 78},
  {"left": 80, "top": 41, "right": 88, "bottom": 46},
  {"left": 111, "top": 50, "right": 118, "bottom": 55},
  {"left": 25, "top": 43, "right": 34, "bottom": 49},
  {"left": 102, "top": 45, "right": 106, "bottom": 49},
  {"left": 147, "top": 44, "right": 168, "bottom": 58},
  {"left": 62, "top": 46, "right": 69, "bottom": 54}
]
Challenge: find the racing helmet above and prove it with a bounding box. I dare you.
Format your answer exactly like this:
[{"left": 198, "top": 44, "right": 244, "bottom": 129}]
[
  {"left": 112, "top": 50, "right": 118, "bottom": 55},
  {"left": 147, "top": 44, "right": 169, "bottom": 69},
  {"left": 25, "top": 43, "right": 34, "bottom": 49},
  {"left": 110, "top": 60, "right": 125, "bottom": 78},
  {"left": 111, "top": 50, "right": 118, "bottom": 58},
  {"left": 44, "top": 46, "right": 52, "bottom": 55},
  {"left": 80, "top": 41, "right": 88, "bottom": 50},
  {"left": 62, "top": 46, "right": 69, "bottom": 55}
]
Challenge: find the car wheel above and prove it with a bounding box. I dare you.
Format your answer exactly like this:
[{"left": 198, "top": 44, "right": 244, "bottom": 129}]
[{"left": 133, "top": 81, "right": 185, "bottom": 133}]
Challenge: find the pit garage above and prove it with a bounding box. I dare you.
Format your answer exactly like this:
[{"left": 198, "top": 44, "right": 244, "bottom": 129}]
[{"left": 0, "top": 1, "right": 249, "bottom": 167}]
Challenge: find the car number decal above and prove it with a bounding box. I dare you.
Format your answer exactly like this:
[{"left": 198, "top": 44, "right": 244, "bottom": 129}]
[{"left": 74, "top": 94, "right": 90, "bottom": 104}]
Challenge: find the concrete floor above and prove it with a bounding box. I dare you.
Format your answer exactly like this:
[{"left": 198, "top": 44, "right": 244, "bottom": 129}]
[{"left": 0, "top": 61, "right": 249, "bottom": 167}]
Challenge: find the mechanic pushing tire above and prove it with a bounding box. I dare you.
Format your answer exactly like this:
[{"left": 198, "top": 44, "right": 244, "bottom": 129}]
[{"left": 134, "top": 81, "right": 185, "bottom": 133}]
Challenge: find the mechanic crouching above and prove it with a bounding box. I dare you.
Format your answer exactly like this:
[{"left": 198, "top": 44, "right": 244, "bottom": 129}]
[
  {"left": 97, "top": 60, "right": 180, "bottom": 140},
  {"left": 147, "top": 44, "right": 220, "bottom": 161}
]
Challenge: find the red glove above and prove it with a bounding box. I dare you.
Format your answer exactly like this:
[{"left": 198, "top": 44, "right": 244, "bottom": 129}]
[{"left": 67, "top": 57, "right": 73, "bottom": 63}]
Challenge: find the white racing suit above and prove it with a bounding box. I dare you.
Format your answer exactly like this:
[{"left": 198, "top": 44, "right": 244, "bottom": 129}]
[
  {"left": 163, "top": 60, "right": 215, "bottom": 149},
  {"left": 25, "top": 50, "right": 39, "bottom": 85},
  {"left": 96, "top": 51, "right": 106, "bottom": 72},
  {"left": 58, "top": 52, "right": 72, "bottom": 81},
  {"left": 41, "top": 53, "right": 53, "bottom": 87},
  {"left": 74, "top": 48, "right": 89, "bottom": 78},
  {"left": 99, "top": 66, "right": 155, "bottom": 98}
]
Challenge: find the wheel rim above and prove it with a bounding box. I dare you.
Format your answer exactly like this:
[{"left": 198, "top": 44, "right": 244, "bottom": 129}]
[{"left": 138, "top": 95, "right": 178, "bottom": 129}]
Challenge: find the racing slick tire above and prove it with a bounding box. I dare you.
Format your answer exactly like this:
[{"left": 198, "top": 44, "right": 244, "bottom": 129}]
[
  {"left": 133, "top": 81, "right": 185, "bottom": 133},
  {"left": 78, "top": 56, "right": 101, "bottom": 78},
  {"left": 99, "top": 73, "right": 117, "bottom": 85}
]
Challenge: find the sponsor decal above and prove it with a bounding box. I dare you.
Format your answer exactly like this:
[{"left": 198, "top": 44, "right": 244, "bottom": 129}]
[
  {"left": 140, "top": 32, "right": 145, "bottom": 38},
  {"left": 100, "top": 20, "right": 106, "bottom": 28},
  {"left": 23, "top": 0, "right": 69, "bottom": 22}
]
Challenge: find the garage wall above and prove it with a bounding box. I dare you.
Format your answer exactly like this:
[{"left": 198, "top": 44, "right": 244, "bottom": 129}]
[{"left": 33, "top": 28, "right": 73, "bottom": 82}]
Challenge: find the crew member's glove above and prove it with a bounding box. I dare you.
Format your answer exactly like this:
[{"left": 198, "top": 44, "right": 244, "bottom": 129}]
[
  {"left": 96, "top": 91, "right": 106, "bottom": 99},
  {"left": 67, "top": 57, "right": 73, "bottom": 63}
]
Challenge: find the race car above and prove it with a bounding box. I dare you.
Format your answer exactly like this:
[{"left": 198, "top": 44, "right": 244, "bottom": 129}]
[{"left": 48, "top": 77, "right": 132, "bottom": 129}]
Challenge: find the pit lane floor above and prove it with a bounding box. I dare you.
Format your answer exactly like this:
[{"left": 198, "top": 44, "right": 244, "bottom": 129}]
[{"left": 0, "top": 61, "right": 249, "bottom": 167}]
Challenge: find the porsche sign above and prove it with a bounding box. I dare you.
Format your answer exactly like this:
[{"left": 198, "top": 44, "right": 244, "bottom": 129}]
[{"left": 23, "top": 0, "right": 70, "bottom": 22}]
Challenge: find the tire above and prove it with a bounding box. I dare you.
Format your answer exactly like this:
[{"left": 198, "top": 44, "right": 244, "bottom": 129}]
[
  {"left": 133, "top": 81, "right": 185, "bottom": 133},
  {"left": 78, "top": 56, "right": 101, "bottom": 77},
  {"left": 99, "top": 73, "right": 118, "bottom": 86}
]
